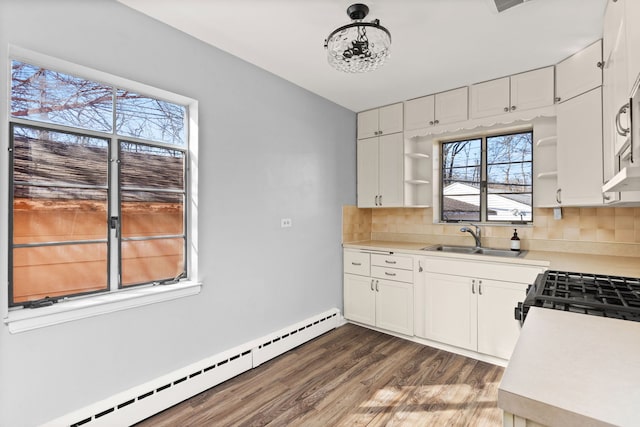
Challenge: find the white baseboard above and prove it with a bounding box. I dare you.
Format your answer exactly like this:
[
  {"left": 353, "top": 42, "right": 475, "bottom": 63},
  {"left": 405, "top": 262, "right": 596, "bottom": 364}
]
[{"left": 42, "top": 308, "right": 340, "bottom": 427}]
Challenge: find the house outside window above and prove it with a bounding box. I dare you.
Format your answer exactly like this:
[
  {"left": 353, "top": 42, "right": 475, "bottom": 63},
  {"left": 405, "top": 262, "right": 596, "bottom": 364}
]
[
  {"left": 9, "top": 58, "right": 192, "bottom": 307},
  {"left": 440, "top": 130, "right": 533, "bottom": 223}
]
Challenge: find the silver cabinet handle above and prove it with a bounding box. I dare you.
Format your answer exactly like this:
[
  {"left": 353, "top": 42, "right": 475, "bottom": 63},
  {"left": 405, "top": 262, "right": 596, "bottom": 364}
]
[
  {"left": 375, "top": 195, "right": 380, "bottom": 206},
  {"left": 379, "top": 195, "right": 382, "bottom": 206},
  {"left": 471, "top": 279, "right": 476, "bottom": 294},
  {"left": 597, "top": 61, "right": 604, "bottom": 69},
  {"left": 434, "top": 119, "right": 439, "bottom": 124},
  {"left": 555, "top": 96, "right": 561, "bottom": 103},
  {"left": 375, "top": 280, "right": 379, "bottom": 292},
  {"left": 511, "top": 105, "right": 516, "bottom": 111},
  {"left": 429, "top": 120, "right": 434, "bottom": 125},
  {"left": 418, "top": 260, "right": 423, "bottom": 273},
  {"left": 479, "top": 280, "right": 483, "bottom": 295},
  {"left": 385, "top": 272, "right": 396, "bottom": 276},
  {"left": 616, "top": 103, "right": 630, "bottom": 137},
  {"left": 371, "top": 279, "right": 375, "bottom": 291},
  {"left": 556, "top": 188, "right": 562, "bottom": 204},
  {"left": 504, "top": 107, "right": 509, "bottom": 112},
  {"left": 385, "top": 260, "right": 396, "bottom": 264},
  {"left": 351, "top": 262, "right": 362, "bottom": 266}
]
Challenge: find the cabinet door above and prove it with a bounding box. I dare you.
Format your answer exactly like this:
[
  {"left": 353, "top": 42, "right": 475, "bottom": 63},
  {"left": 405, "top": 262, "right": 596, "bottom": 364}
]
[
  {"left": 556, "top": 40, "right": 602, "bottom": 103},
  {"left": 557, "top": 87, "right": 604, "bottom": 206},
  {"left": 404, "top": 95, "right": 435, "bottom": 131},
  {"left": 378, "top": 103, "right": 403, "bottom": 135},
  {"left": 477, "top": 279, "right": 527, "bottom": 360},
  {"left": 357, "top": 109, "right": 379, "bottom": 139},
  {"left": 344, "top": 274, "right": 376, "bottom": 326},
  {"left": 357, "top": 138, "right": 380, "bottom": 208},
  {"left": 422, "top": 272, "right": 477, "bottom": 351},
  {"left": 378, "top": 133, "right": 404, "bottom": 207},
  {"left": 435, "top": 87, "right": 468, "bottom": 125},
  {"left": 612, "top": 18, "right": 631, "bottom": 156},
  {"left": 626, "top": 0, "right": 640, "bottom": 91},
  {"left": 470, "top": 77, "right": 510, "bottom": 119},
  {"left": 510, "top": 67, "right": 555, "bottom": 112},
  {"left": 376, "top": 279, "right": 414, "bottom": 335}
]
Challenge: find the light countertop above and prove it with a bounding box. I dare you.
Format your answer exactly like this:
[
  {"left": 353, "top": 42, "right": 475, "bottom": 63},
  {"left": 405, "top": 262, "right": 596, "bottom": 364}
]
[
  {"left": 498, "top": 307, "right": 640, "bottom": 427},
  {"left": 343, "top": 240, "right": 640, "bottom": 277}
]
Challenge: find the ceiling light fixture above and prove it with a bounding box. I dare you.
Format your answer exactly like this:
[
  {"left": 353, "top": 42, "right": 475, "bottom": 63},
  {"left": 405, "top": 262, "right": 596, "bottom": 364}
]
[{"left": 324, "top": 3, "right": 391, "bottom": 73}]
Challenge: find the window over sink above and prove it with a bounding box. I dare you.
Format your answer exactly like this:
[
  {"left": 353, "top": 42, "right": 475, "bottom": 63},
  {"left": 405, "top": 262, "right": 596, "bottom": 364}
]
[{"left": 440, "top": 130, "right": 533, "bottom": 223}]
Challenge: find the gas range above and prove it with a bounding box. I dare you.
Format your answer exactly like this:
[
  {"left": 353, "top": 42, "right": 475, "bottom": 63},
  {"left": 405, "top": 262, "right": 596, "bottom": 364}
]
[{"left": 515, "top": 270, "right": 640, "bottom": 324}]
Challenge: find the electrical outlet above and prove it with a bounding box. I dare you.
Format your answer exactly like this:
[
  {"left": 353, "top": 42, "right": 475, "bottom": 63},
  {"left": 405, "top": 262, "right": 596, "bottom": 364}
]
[{"left": 280, "top": 218, "right": 292, "bottom": 228}]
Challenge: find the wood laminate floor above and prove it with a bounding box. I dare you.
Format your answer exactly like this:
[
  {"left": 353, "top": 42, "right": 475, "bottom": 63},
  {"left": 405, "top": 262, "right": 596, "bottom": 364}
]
[{"left": 136, "top": 324, "right": 504, "bottom": 427}]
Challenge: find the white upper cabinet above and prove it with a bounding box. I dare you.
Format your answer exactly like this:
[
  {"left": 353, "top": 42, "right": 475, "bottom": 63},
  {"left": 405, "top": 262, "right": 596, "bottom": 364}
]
[
  {"left": 470, "top": 67, "right": 555, "bottom": 119},
  {"left": 556, "top": 87, "right": 604, "bottom": 206},
  {"left": 357, "top": 133, "right": 404, "bottom": 208},
  {"left": 404, "top": 95, "right": 435, "bottom": 130},
  {"left": 625, "top": 0, "right": 640, "bottom": 91},
  {"left": 470, "top": 77, "right": 510, "bottom": 118},
  {"left": 510, "top": 67, "right": 556, "bottom": 112},
  {"left": 556, "top": 40, "right": 603, "bottom": 103},
  {"left": 357, "top": 103, "right": 403, "bottom": 139},
  {"left": 404, "top": 87, "right": 468, "bottom": 130}
]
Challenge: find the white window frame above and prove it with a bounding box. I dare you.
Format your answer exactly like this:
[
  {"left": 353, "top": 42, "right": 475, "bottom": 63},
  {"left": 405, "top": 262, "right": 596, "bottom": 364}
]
[
  {"left": 434, "top": 124, "right": 534, "bottom": 225},
  {"left": 2, "top": 46, "right": 200, "bottom": 333}
]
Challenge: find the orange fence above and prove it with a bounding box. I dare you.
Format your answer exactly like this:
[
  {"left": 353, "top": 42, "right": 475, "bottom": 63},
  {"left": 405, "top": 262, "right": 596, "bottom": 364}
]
[{"left": 12, "top": 199, "right": 184, "bottom": 302}]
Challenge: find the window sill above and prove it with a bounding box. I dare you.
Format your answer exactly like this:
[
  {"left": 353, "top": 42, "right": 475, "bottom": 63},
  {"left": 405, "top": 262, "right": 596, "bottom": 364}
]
[{"left": 3, "top": 281, "right": 202, "bottom": 334}]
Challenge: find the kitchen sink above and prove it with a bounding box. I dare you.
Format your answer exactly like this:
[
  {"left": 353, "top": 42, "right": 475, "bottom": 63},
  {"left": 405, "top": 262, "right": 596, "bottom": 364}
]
[{"left": 421, "top": 245, "right": 527, "bottom": 258}]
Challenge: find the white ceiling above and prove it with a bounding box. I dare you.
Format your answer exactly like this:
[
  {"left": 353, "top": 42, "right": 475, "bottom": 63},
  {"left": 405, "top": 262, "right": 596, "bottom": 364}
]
[{"left": 117, "top": 0, "right": 607, "bottom": 112}]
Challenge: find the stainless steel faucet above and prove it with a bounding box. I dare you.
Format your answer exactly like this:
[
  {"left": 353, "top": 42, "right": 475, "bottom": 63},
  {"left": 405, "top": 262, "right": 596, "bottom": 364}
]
[{"left": 460, "top": 224, "right": 482, "bottom": 248}]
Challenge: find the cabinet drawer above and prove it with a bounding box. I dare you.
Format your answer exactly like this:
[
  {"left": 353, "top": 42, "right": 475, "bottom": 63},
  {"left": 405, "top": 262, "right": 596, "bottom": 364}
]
[
  {"left": 371, "top": 254, "right": 413, "bottom": 270},
  {"left": 371, "top": 265, "right": 413, "bottom": 283},
  {"left": 344, "top": 251, "right": 371, "bottom": 276}
]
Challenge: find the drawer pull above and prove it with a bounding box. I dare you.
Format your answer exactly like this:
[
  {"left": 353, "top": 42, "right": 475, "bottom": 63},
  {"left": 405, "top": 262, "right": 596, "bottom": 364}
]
[
  {"left": 385, "top": 260, "right": 397, "bottom": 264},
  {"left": 375, "top": 280, "right": 379, "bottom": 292},
  {"left": 370, "top": 279, "right": 375, "bottom": 291},
  {"left": 351, "top": 262, "right": 362, "bottom": 266},
  {"left": 385, "top": 272, "right": 396, "bottom": 276}
]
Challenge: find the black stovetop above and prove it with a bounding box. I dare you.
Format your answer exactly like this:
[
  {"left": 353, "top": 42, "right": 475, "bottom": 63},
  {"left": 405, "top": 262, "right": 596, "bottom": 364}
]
[{"left": 518, "top": 270, "right": 640, "bottom": 322}]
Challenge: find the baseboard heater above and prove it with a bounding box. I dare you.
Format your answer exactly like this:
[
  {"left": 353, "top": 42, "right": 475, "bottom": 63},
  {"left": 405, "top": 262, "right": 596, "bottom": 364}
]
[{"left": 43, "top": 308, "right": 340, "bottom": 427}]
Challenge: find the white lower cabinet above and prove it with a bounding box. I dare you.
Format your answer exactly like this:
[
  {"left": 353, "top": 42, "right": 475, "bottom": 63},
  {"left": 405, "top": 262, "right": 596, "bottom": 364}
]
[
  {"left": 418, "top": 272, "right": 477, "bottom": 351},
  {"left": 415, "top": 257, "right": 544, "bottom": 360},
  {"left": 419, "top": 272, "right": 528, "bottom": 359},
  {"left": 345, "top": 249, "right": 545, "bottom": 361},
  {"left": 476, "top": 279, "right": 529, "bottom": 360},
  {"left": 344, "top": 273, "right": 376, "bottom": 326},
  {"left": 343, "top": 250, "right": 414, "bottom": 336},
  {"left": 375, "top": 279, "right": 414, "bottom": 335}
]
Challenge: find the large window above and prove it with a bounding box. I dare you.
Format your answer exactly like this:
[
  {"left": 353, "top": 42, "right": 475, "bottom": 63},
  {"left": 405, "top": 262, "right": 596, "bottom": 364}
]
[
  {"left": 440, "top": 131, "right": 533, "bottom": 223},
  {"left": 9, "top": 59, "right": 189, "bottom": 307}
]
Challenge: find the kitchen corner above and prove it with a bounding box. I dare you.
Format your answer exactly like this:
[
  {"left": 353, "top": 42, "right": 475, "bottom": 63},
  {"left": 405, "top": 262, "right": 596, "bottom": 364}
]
[
  {"left": 342, "top": 204, "right": 640, "bottom": 426},
  {"left": 499, "top": 308, "right": 640, "bottom": 427}
]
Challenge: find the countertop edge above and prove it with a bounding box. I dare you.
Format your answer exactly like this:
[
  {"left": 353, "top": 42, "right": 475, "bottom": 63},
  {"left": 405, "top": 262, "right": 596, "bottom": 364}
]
[
  {"left": 343, "top": 240, "right": 640, "bottom": 277},
  {"left": 498, "top": 389, "right": 617, "bottom": 427}
]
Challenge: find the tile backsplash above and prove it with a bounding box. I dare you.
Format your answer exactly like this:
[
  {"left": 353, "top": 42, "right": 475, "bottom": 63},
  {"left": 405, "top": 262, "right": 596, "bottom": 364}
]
[{"left": 342, "top": 206, "right": 640, "bottom": 257}]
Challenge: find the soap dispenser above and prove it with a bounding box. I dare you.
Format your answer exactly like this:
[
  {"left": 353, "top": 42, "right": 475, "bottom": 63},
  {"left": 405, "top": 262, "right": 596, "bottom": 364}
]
[{"left": 511, "top": 229, "right": 521, "bottom": 252}]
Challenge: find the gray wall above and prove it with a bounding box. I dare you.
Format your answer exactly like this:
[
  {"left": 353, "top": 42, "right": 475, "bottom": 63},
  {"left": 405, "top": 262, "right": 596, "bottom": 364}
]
[{"left": 0, "top": 1, "right": 355, "bottom": 425}]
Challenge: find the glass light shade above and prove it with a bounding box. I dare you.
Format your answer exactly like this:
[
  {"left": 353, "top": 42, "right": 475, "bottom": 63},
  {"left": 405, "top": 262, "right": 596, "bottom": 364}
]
[{"left": 325, "top": 23, "right": 391, "bottom": 73}]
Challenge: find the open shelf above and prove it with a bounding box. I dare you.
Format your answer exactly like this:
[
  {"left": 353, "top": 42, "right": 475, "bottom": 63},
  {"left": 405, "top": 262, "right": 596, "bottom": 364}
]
[
  {"left": 405, "top": 153, "right": 430, "bottom": 159},
  {"left": 536, "top": 136, "right": 557, "bottom": 147},
  {"left": 536, "top": 171, "right": 558, "bottom": 179}
]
